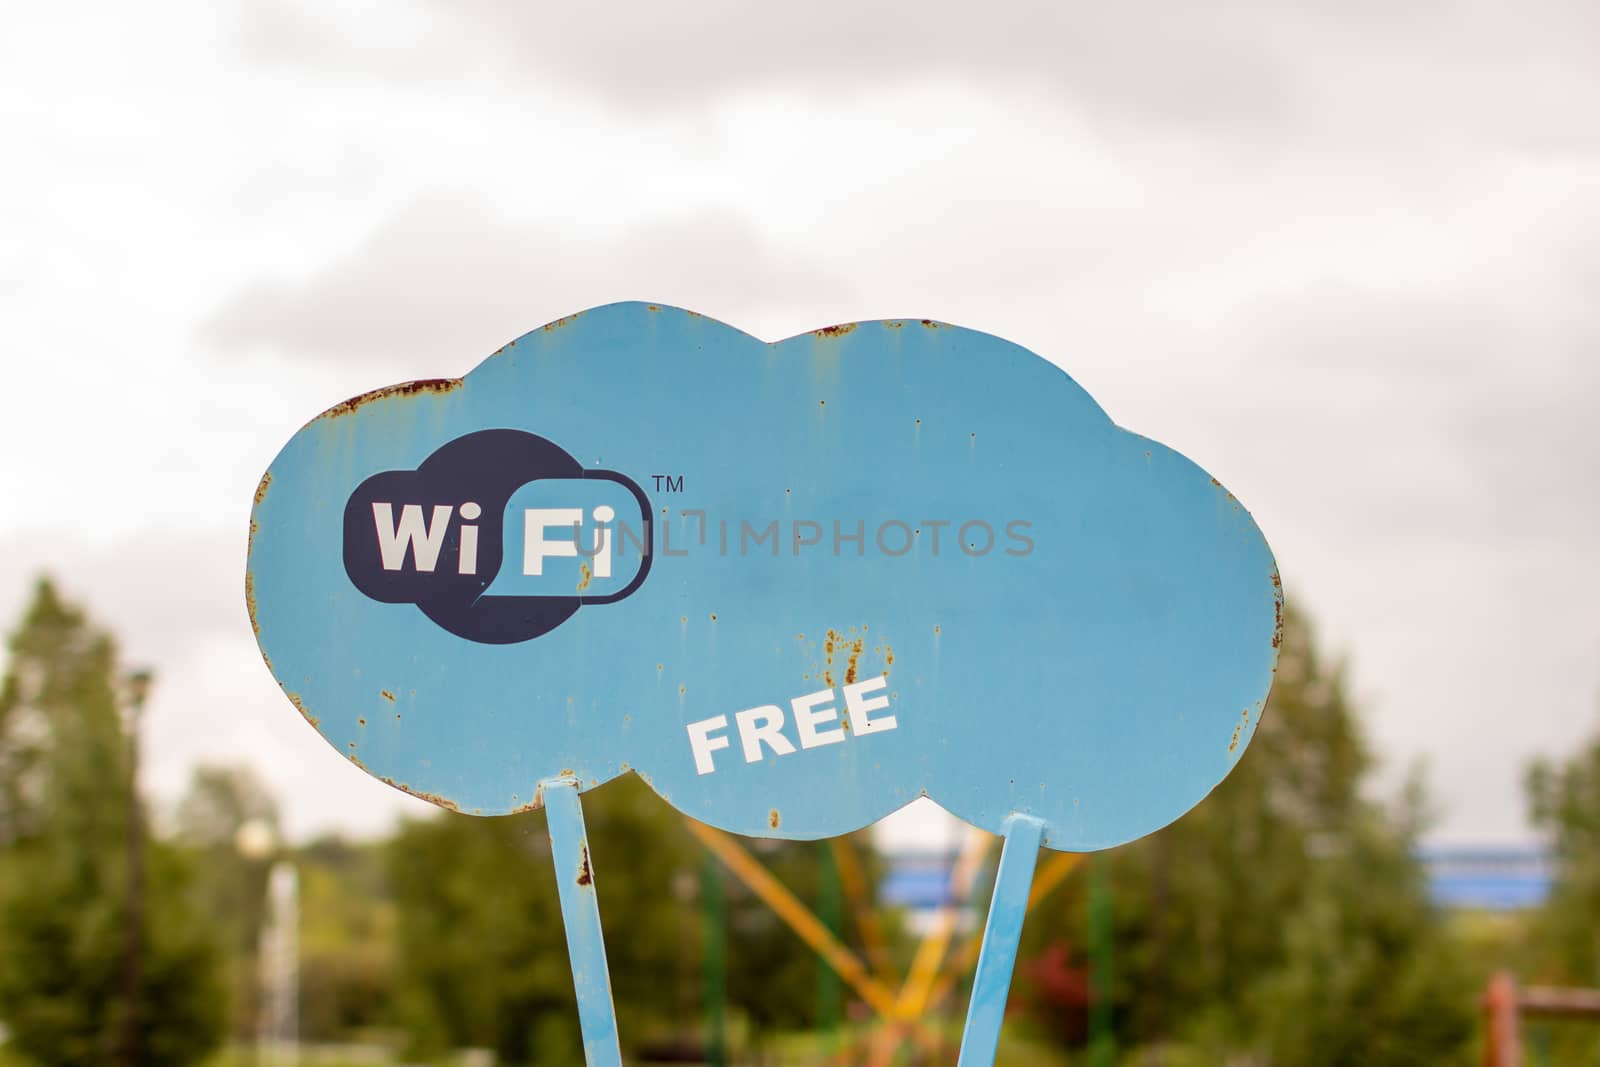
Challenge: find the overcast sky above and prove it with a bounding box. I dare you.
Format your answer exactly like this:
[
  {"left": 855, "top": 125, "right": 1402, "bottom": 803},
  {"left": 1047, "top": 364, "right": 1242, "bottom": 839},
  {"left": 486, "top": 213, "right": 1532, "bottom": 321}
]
[{"left": 2, "top": 0, "right": 1596, "bottom": 846}]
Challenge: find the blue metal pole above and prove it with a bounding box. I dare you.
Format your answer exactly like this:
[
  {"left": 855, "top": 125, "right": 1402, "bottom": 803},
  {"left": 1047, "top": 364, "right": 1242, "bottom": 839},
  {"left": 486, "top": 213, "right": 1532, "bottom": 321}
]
[
  {"left": 956, "top": 813, "right": 1045, "bottom": 1067},
  {"left": 541, "top": 777, "right": 623, "bottom": 1067}
]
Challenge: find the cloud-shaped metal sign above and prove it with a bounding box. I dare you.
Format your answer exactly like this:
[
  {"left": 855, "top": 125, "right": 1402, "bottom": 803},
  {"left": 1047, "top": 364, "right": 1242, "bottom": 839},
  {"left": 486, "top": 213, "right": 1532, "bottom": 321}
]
[{"left": 247, "top": 302, "right": 1280, "bottom": 850}]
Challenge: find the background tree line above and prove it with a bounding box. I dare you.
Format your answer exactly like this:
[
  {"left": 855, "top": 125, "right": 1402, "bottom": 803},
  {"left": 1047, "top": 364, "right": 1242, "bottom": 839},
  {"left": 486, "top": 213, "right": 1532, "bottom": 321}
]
[{"left": 1, "top": 577, "right": 1598, "bottom": 1065}]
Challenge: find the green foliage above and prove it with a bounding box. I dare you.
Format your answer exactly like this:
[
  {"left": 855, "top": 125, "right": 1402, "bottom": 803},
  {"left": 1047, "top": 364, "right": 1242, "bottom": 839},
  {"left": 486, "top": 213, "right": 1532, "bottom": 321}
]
[
  {"left": 0, "top": 578, "right": 227, "bottom": 1067},
  {"left": 720, "top": 833, "right": 887, "bottom": 1034},
  {"left": 0, "top": 578, "right": 127, "bottom": 854},
  {"left": 385, "top": 777, "right": 690, "bottom": 1063},
  {"left": 1, "top": 574, "right": 1536, "bottom": 1065},
  {"left": 294, "top": 837, "right": 396, "bottom": 1042},
  {"left": 175, "top": 764, "right": 280, "bottom": 854},
  {"left": 1526, "top": 720, "right": 1600, "bottom": 983},
  {"left": 1016, "top": 603, "right": 1475, "bottom": 1065},
  {"left": 173, "top": 765, "right": 280, "bottom": 1041},
  {"left": 1252, "top": 811, "right": 1474, "bottom": 1067},
  {"left": 385, "top": 774, "right": 883, "bottom": 1063}
]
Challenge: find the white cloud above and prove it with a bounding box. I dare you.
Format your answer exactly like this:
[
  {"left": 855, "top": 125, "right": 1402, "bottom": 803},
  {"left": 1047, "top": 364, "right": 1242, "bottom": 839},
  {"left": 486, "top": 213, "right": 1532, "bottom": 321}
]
[{"left": 206, "top": 196, "right": 856, "bottom": 366}]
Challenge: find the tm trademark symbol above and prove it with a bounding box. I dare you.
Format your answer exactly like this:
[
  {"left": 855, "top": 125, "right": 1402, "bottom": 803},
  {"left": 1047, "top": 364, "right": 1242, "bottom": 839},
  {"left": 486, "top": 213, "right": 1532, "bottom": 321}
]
[{"left": 652, "top": 474, "right": 685, "bottom": 493}]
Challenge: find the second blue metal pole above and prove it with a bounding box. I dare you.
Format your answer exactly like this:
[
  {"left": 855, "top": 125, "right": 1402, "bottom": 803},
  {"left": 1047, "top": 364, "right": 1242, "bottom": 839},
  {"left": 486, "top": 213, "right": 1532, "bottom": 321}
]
[
  {"left": 542, "top": 777, "right": 624, "bottom": 1067},
  {"left": 956, "top": 812, "right": 1045, "bottom": 1067}
]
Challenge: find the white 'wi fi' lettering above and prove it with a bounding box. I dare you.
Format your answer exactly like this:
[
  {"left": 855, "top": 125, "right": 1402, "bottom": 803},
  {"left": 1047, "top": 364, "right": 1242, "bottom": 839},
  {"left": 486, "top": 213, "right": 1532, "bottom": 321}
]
[
  {"left": 370, "top": 500, "right": 614, "bottom": 579},
  {"left": 372, "top": 503, "right": 454, "bottom": 572}
]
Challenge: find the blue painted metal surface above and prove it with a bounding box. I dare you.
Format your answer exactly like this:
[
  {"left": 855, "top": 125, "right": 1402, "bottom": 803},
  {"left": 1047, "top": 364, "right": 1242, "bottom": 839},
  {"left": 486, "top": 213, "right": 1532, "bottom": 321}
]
[
  {"left": 542, "top": 778, "right": 622, "bottom": 1067},
  {"left": 247, "top": 302, "right": 1280, "bottom": 848},
  {"left": 957, "top": 814, "right": 1044, "bottom": 1067}
]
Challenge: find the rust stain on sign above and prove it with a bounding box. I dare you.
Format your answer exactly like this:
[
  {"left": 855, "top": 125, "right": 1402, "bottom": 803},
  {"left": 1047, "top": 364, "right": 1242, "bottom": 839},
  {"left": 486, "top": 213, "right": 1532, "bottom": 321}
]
[
  {"left": 245, "top": 571, "right": 260, "bottom": 636},
  {"left": 844, "top": 635, "right": 865, "bottom": 685},
  {"left": 285, "top": 691, "right": 319, "bottom": 729},
  {"left": 253, "top": 471, "right": 272, "bottom": 505},
  {"left": 818, "top": 627, "right": 884, "bottom": 688},
  {"left": 769, "top": 809, "right": 781, "bottom": 829},
  {"left": 379, "top": 775, "right": 462, "bottom": 812},
  {"left": 813, "top": 323, "right": 857, "bottom": 339},
  {"left": 514, "top": 783, "right": 547, "bottom": 814},
  {"left": 577, "top": 561, "right": 592, "bottom": 592},
  {"left": 1228, "top": 707, "right": 1253, "bottom": 754},
  {"left": 315, "top": 378, "right": 462, "bottom": 423},
  {"left": 1270, "top": 570, "right": 1285, "bottom": 649},
  {"left": 576, "top": 846, "right": 593, "bottom": 886}
]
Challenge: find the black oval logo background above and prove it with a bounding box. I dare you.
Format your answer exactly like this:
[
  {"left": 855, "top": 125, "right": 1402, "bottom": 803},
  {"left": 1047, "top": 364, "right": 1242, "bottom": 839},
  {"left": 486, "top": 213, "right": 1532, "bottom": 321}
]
[{"left": 342, "top": 429, "right": 652, "bottom": 644}]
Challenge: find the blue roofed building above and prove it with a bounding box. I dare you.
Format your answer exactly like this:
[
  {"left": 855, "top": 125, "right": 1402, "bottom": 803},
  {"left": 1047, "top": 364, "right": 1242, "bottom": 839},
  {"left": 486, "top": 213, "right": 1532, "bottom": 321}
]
[
  {"left": 1419, "top": 846, "right": 1551, "bottom": 911},
  {"left": 879, "top": 844, "right": 1554, "bottom": 920}
]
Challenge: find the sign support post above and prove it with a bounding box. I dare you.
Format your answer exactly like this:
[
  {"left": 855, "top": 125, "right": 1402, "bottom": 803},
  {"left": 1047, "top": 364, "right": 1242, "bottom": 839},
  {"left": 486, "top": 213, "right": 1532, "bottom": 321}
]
[
  {"left": 541, "top": 777, "right": 623, "bottom": 1067},
  {"left": 955, "top": 813, "right": 1045, "bottom": 1067}
]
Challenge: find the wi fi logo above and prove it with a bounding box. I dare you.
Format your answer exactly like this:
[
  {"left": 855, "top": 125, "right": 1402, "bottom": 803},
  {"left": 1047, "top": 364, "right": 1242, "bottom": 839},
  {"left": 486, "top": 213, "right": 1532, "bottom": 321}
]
[{"left": 342, "top": 429, "right": 652, "bottom": 644}]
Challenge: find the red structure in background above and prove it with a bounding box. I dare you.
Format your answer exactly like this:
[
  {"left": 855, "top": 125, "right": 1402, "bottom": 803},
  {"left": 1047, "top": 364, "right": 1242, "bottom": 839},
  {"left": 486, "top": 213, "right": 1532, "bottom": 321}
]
[{"left": 1481, "top": 972, "right": 1600, "bottom": 1067}]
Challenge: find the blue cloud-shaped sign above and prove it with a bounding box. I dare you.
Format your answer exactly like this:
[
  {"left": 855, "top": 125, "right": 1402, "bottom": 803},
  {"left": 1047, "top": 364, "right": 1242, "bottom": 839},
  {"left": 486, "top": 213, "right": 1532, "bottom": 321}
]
[{"left": 247, "top": 303, "right": 1280, "bottom": 850}]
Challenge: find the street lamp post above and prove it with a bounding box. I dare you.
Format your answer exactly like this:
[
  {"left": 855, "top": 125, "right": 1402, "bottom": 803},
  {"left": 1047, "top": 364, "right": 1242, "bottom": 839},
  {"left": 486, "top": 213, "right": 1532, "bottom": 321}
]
[
  {"left": 258, "top": 860, "right": 299, "bottom": 1067},
  {"left": 120, "top": 668, "right": 152, "bottom": 1067}
]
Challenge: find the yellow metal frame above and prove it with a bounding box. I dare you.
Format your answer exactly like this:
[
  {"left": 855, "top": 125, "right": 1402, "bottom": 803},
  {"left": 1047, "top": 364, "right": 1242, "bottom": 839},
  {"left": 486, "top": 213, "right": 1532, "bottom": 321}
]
[{"left": 685, "top": 815, "right": 1083, "bottom": 1059}]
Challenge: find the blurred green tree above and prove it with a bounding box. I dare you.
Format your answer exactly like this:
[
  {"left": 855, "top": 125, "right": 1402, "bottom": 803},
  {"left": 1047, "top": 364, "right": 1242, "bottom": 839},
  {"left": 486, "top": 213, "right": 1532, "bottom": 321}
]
[
  {"left": 175, "top": 764, "right": 280, "bottom": 852},
  {"left": 0, "top": 578, "right": 226, "bottom": 1067},
  {"left": 386, "top": 776, "right": 692, "bottom": 1064},
  {"left": 172, "top": 764, "right": 281, "bottom": 1042},
  {"left": 293, "top": 836, "right": 396, "bottom": 1043},
  {"left": 1526, "top": 715, "right": 1600, "bottom": 984},
  {"left": 1016, "top": 603, "right": 1475, "bottom": 1065},
  {"left": 720, "top": 835, "right": 885, "bottom": 1035},
  {"left": 386, "top": 774, "right": 884, "bottom": 1063}
]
